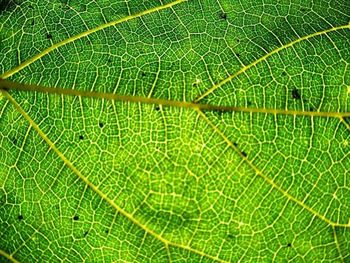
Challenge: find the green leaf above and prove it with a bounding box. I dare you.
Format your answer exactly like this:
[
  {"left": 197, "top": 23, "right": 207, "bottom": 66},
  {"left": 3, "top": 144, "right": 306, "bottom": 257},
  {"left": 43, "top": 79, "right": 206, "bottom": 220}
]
[{"left": 1, "top": 0, "right": 350, "bottom": 262}]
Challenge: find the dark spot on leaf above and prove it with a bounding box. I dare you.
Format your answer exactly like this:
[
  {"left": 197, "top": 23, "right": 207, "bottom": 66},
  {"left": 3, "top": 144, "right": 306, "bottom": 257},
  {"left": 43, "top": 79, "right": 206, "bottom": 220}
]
[
  {"left": 11, "top": 138, "right": 17, "bottom": 145},
  {"left": 233, "top": 142, "right": 238, "bottom": 147},
  {"left": 31, "top": 19, "right": 35, "bottom": 26},
  {"left": 227, "top": 234, "right": 234, "bottom": 239},
  {"left": 79, "top": 135, "right": 84, "bottom": 140},
  {"left": 236, "top": 39, "right": 240, "bottom": 43},
  {"left": 0, "top": 85, "right": 9, "bottom": 91},
  {"left": 46, "top": 33, "right": 52, "bottom": 40},
  {"left": 300, "top": 8, "right": 307, "bottom": 12},
  {"left": 292, "top": 89, "right": 301, "bottom": 100},
  {"left": 18, "top": 215, "right": 23, "bottom": 220},
  {"left": 236, "top": 53, "right": 240, "bottom": 58},
  {"left": 219, "top": 12, "right": 227, "bottom": 20},
  {"left": 287, "top": 243, "right": 292, "bottom": 247},
  {"left": 73, "top": 215, "right": 79, "bottom": 221},
  {"left": 141, "top": 72, "right": 146, "bottom": 77},
  {"left": 155, "top": 105, "right": 160, "bottom": 111},
  {"left": 241, "top": 151, "right": 247, "bottom": 157},
  {"left": 281, "top": 71, "right": 287, "bottom": 76},
  {"left": 84, "top": 231, "right": 88, "bottom": 237},
  {"left": 247, "top": 100, "right": 252, "bottom": 106},
  {"left": 99, "top": 122, "right": 104, "bottom": 128},
  {"left": 105, "top": 229, "right": 109, "bottom": 234}
]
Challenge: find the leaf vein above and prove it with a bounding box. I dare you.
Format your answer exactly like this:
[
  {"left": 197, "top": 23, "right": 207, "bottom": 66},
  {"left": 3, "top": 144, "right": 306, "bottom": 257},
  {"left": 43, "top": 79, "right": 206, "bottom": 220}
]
[
  {"left": 1, "top": 90, "right": 229, "bottom": 263},
  {"left": 195, "top": 109, "right": 350, "bottom": 228},
  {"left": 194, "top": 23, "right": 350, "bottom": 102},
  {"left": 1, "top": 79, "right": 350, "bottom": 119},
  {"left": 0, "top": 0, "right": 188, "bottom": 79}
]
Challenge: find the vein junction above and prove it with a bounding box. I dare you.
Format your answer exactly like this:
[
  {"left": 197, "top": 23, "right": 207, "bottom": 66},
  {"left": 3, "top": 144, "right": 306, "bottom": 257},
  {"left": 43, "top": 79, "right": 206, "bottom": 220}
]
[{"left": 1, "top": 79, "right": 349, "bottom": 119}]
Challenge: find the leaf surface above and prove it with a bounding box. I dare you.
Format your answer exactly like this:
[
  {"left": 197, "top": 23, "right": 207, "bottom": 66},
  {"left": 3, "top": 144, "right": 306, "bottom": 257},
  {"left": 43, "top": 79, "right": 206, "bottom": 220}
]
[{"left": 1, "top": 0, "right": 350, "bottom": 262}]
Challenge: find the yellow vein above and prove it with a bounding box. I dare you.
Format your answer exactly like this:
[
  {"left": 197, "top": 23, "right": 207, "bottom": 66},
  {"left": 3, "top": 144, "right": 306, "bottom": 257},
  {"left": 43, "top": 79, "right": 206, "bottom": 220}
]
[
  {"left": 333, "top": 226, "right": 344, "bottom": 263},
  {"left": 0, "top": 250, "right": 20, "bottom": 263},
  {"left": 165, "top": 244, "right": 172, "bottom": 263},
  {"left": 1, "top": 91, "right": 228, "bottom": 263},
  {"left": 10, "top": 224, "right": 44, "bottom": 258},
  {"left": 340, "top": 117, "right": 350, "bottom": 131},
  {"left": 194, "top": 23, "right": 350, "bottom": 102},
  {"left": 339, "top": 104, "right": 350, "bottom": 138},
  {"left": 196, "top": 109, "right": 350, "bottom": 228},
  {"left": 1, "top": 79, "right": 350, "bottom": 119},
  {"left": 0, "top": 0, "right": 187, "bottom": 79}
]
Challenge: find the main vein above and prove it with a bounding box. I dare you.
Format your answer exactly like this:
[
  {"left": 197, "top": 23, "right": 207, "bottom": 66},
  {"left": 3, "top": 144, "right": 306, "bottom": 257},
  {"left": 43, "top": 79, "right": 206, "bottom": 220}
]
[
  {"left": 1, "top": 79, "right": 350, "bottom": 119},
  {"left": 0, "top": 0, "right": 187, "bottom": 79}
]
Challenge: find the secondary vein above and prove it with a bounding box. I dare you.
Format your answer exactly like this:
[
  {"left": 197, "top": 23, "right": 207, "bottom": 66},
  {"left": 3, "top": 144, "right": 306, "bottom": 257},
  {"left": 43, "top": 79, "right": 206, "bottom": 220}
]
[
  {"left": 194, "top": 23, "right": 350, "bottom": 102},
  {"left": 0, "top": 0, "right": 187, "bottom": 79}
]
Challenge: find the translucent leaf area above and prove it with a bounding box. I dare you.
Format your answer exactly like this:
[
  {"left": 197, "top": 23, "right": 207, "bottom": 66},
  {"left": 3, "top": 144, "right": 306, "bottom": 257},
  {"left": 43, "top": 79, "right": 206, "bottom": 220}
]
[{"left": 1, "top": 0, "right": 350, "bottom": 262}]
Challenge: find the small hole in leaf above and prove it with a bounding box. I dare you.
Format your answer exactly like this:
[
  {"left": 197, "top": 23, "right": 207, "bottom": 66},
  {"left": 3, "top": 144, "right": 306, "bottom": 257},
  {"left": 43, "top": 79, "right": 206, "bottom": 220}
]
[
  {"left": 1, "top": 86, "right": 9, "bottom": 91},
  {"left": 292, "top": 89, "right": 301, "bottom": 100},
  {"left": 46, "top": 33, "right": 52, "bottom": 40},
  {"left": 12, "top": 138, "right": 17, "bottom": 145},
  {"left": 241, "top": 151, "right": 247, "bottom": 157},
  {"left": 105, "top": 229, "right": 109, "bottom": 234},
  {"left": 141, "top": 72, "right": 146, "bottom": 77},
  {"left": 99, "top": 122, "right": 104, "bottom": 128},
  {"left": 79, "top": 135, "right": 84, "bottom": 140},
  {"left": 84, "top": 231, "right": 88, "bottom": 237},
  {"left": 281, "top": 71, "right": 287, "bottom": 76},
  {"left": 155, "top": 105, "right": 160, "bottom": 111},
  {"left": 219, "top": 12, "right": 227, "bottom": 20},
  {"left": 236, "top": 53, "right": 240, "bottom": 58},
  {"left": 287, "top": 243, "right": 292, "bottom": 247},
  {"left": 18, "top": 215, "right": 23, "bottom": 220},
  {"left": 233, "top": 142, "right": 238, "bottom": 147},
  {"left": 73, "top": 215, "right": 79, "bottom": 221}
]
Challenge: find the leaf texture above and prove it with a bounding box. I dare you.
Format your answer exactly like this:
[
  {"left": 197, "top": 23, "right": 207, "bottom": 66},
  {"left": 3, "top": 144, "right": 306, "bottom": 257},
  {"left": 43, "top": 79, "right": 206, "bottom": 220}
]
[{"left": 1, "top": 0, "right": 350, "bottom": 262}]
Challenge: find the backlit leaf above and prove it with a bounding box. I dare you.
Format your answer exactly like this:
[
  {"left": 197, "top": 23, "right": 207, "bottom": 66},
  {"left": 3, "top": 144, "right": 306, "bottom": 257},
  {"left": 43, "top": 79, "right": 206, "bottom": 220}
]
[{"left": 1, "top": 0, "right": 350, "bottom": 262}]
